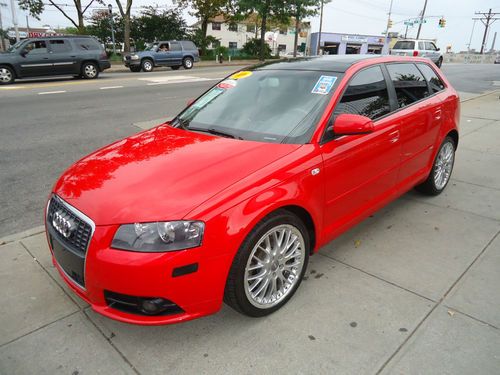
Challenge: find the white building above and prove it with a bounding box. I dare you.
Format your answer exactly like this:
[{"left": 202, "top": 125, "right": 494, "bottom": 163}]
[{"left": 193, "top": 15, "right": 311, "bottom": 55}]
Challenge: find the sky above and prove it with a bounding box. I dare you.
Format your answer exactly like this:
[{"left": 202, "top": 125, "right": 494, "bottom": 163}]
[{"left": 2, "top": 0, "right": 500, "bottom": 52}]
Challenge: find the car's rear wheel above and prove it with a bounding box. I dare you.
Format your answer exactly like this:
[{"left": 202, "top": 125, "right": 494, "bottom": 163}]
[
  {"left": 224, "top": 210, "right": 309, "bottom": 317},
  {"left": 141, "top": 59, "right": 154, "bottom": 72},
  {"left": 436, "top": 57, "right": 443, "bottom": 67},
  {"left": 0, "top": 66, "right": 15, "bottom": 85},
  {"left": 182, "top": 57, "right": 193, "bottom": 69},
  {"left": 171, "top": 65, "right": 181, "bottom": 70},
  {"left": 129, "top": 66, "right": 141, "bottom": 73},
  {"left": 416, "top": 136, "right": 455, "bottom": 195},
  {"left": 81, "top": 62, "right": 99, "bottom": 79}
]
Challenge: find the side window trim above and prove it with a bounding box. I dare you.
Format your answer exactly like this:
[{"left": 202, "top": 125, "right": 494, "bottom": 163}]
[{"left": 380, "top": 63, "right": 398, "bottom": 112}]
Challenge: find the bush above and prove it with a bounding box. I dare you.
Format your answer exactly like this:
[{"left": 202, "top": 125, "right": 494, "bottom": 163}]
[{"left": 242, "top": 38, "right": 272, "bottom": 59}]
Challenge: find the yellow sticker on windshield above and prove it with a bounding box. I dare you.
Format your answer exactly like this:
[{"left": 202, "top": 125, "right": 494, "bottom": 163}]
[{"left": 230, "top": 71, "right": 253, "bottom": 80}]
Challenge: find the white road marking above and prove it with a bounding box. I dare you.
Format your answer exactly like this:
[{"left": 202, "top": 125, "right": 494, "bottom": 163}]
[
  {"left": 38, "top": 90, "right": 67, "bottom": 95},
  {"left": 99, "top": 85, "right": 124, "bottom": 90}
]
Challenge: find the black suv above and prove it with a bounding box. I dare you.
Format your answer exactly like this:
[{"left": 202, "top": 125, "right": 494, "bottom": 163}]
[{"left": 0, "top": 36, "right": 111, "bottom": 85}]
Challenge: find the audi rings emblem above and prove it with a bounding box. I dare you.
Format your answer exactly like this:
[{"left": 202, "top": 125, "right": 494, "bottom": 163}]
[{"left": 52, "top": 211, "right": 75, "bottom": 238}]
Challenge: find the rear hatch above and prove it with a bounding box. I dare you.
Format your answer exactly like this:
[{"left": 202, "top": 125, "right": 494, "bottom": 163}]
[{"left": 390, "top": 40, "right": 416, "bottom": 56}]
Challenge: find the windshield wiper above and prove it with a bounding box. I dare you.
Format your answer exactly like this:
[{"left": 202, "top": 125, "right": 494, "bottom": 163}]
[{"left": 189, "top": 127, "right": 243, "bottom": 140}]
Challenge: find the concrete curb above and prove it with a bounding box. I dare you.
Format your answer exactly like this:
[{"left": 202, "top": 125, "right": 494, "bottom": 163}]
[{"left": 107, "top": 61, "right": 258, "bottom": 74}]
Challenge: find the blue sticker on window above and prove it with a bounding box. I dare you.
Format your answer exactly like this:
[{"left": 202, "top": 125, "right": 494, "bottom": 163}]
[{"left": 311, "top": 75, "right": 337, "bottom": 95}]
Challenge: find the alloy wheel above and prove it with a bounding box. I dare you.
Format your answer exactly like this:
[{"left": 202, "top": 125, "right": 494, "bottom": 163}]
[
  {"left": 84, "top": 64, "right": 97, "bottom": 78},
  {"left": 244, "top": 224, "right": 305, "bottom": 309},
  {"left": 0, "top": 68, "right": 13, "bottom": 83},
  {"left": 434, "top": 141, "right": 454, "bottom": 190}
]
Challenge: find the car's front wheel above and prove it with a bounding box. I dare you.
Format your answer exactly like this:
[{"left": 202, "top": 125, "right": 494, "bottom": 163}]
[
  {"left": 224, "top": 210, "right": 309, "bottom": 317},
  {"left": 0, "top": 65, "right": 15, "bottom": 85},
  {"left": 182, "top": 57, "right": 194, "bottom": 69},
  {"left": 416, "top": 136, "right": 455, "bottom": 195},
  {"left": 81, "top": 62, "right": 99, "bottom": 79},
  {"left": 141, "top": 59, "right": 154, "bottom": 72}
]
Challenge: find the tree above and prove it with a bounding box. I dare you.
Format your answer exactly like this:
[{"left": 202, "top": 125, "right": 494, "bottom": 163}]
[
  {"left": 18, "top": 0, "right": 102, "bottom": 34},
  {"left": 242, "top": 38, "right": 271, "bottom": 58},
  {"left": 288, "top": 0, "right": 323, "bottom": 57},
  {"left": 114, "top": 0, "right": 133, "bottom": 52},
  {"left": 86, "top": 11, "right": 123, "bottom": 44},
  {"left": 230, "top": 0, "right": 289, "bottom": 61},
  {"left": 176, "top": 0, "right": 227, "bottom": 56},
  {"left": 188, "top": 28, "right": 219, "bottom": 52},
  {"left": 130, "top": 7, "right": 188, "bottom": 44}
]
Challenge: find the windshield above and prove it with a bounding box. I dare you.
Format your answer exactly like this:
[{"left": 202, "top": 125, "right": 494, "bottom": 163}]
[
  {"left": 173, "top": 69, "right": 341, "bottom": 144},
  {"left": 393, "top": 41, "right": 415, "bottom": 50},
  {"left": 7, "top": 40, "right": 25, "bottom": 52}
]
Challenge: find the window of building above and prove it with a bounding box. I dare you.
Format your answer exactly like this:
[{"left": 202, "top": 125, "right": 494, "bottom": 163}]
[
  {"left": 333, "top": 65, "right": 391, "bottom": 121},
  {"left": 386, "top": 63, "right": 429, "bottom": 108},
  {"left": 49, "top": 39, "right": 72, "bottom": 52},
  {"left": 279, "top": 28, "right": 287, "bottom": 35},
  {"left": 345, "top": 44, "right": 361, "bottom": 54},
  {"left": 228, "top": 23, "right": 238, "bottom": 32},
  {"left": 278, "top": 44, "right": 286, "bottom": 52},
  {"left": 211, "top": 40, "right": 221, "bottom": 49},
  {"left": 246, "top": 24, "right": 256, "bottom": 33},
  {"left": 367, "top": 44, "right": 382, "bottom": 54},
  {"left": 228, "top": 42, "right": 238, "bottom": 49},
  {"left": 212, "top": 22, "right": 221, "bottom": 31},
  {"left": 417, "top": 63, "right": 445, "bottom": 94}
]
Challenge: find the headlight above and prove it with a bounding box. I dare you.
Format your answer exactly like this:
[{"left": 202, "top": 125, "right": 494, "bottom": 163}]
[
  {"left": 111, "top": 221, "right": 205, "bottom": 252},
  {"left": 130, "top": 54, "right": 140, "bottom": 60}
]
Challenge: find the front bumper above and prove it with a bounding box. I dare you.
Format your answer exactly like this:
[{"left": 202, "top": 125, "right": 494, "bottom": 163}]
[{"left": 46, "top": 212, "right": 233, "bottom": 325}]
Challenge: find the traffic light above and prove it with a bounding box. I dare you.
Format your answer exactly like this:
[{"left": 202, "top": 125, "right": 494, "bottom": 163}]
[
  {"left": 438, "top": 18, "right": 446, "bottom": 28},
  {"left": 387, "top": 19, "right": 393, "bottom": 29}
]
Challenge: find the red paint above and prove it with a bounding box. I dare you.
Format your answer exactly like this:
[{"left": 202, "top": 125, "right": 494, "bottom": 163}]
[{"left": 47, "top": 56, "right": 459, "bottom": 325}]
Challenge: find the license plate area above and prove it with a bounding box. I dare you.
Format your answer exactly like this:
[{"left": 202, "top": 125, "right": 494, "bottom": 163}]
[{"left": 49, "top": 234, "right": 86, "bottom": 288}]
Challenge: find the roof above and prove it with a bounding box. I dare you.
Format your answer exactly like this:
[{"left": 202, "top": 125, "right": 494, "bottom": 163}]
[{"left": 256, "top": 55, "right": 384, "bottom": 73}]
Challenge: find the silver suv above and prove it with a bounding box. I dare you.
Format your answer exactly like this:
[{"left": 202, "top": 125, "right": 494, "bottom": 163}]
[{"left": 390, "top": 39, "right": 443, "bottom": 67}]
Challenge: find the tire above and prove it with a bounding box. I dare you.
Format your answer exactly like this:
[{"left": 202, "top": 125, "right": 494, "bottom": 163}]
[
  {"left": 129, "top": 66, "right": 141, "bottom": 73},
  {"left": 141, "top": 59, "right": 154, "bottom": 72},
  {"left": 436, "top": 57, "right": 443, "bottom": 68},
  {"left": 224, "top": 209, "right": 310, "bottom": 317},
  {"left": 182, "top": 57, "right": 194, "bottom": 70},
  {"left": 416, "top": 136, "right": 456, "bottom": 195},
  {"left": 0, "top": 65, "right": 15, "bottom": 85},
  {"left": 81, "top": 62, "right": 99, "bottom": 79},
  {"left": 171, "top": 65, "right": 181, "bottom": 70}
]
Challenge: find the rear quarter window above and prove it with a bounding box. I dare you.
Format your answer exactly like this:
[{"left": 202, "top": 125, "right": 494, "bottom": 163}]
[
  {"left": 393, "top": 41, "right": 415, "bottom": 50},
  {"left": 73, "top": 38, "right": 102, "bottom": 51},
  {"left": 181, "top": 41, "right": 197, "bottom": 51},
  {"left": 417, "top": 63, "right": 446, "bottom": 94}
]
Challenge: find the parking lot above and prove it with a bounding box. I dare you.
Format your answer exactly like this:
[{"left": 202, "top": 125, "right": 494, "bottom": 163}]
[{"left": 0, "top": 64, "right": 499, "bottom": 374}]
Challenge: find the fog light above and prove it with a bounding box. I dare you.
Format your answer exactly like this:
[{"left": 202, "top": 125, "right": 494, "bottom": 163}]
[{"left": 141, "top": 298, "right": 171, "bottom": 315}]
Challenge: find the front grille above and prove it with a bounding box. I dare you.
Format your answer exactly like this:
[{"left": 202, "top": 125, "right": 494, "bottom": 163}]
[
  {"left": 104, "top": 290, "right": 184, "bottom": 316},
  {"left": 47, "top": 196, "right": 92, "bottom": 255}
]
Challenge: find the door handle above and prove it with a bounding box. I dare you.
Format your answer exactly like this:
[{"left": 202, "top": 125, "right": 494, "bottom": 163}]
[
  {"left": 389, "top": 130, "right": 400, "bottom": 143},
  {"left": 434, "top": 109, "right": 442, "bottom": 120}
]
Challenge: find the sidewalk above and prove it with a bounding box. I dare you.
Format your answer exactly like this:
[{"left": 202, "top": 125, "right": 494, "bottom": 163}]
[{"left": 1, "top": 92, "right": 499, "bottom": 375}]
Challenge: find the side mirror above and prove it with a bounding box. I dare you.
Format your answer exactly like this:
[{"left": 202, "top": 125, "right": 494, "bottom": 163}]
[
  {"left": 332, "top": 114, "right": 374, "bottom": 136},
  {"left": 436, "top": 47, "right": 441, "bottom": 51}
]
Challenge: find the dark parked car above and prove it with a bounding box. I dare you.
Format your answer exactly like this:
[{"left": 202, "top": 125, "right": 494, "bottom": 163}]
[
  {"left": 124, "top": 40, "right": 200, "bottom": 72},
  {"left": 0, "top": 36, "right": 110, "bottom": 85}
]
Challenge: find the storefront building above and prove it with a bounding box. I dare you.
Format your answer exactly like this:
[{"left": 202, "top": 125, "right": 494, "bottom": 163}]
[{"left": 309, "top": 32, "right": 390, "bottom": 56}]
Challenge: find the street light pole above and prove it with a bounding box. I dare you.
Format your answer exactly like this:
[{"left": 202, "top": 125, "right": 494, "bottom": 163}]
[
  {"left": 416, "top": 0, "right": 428, "bottom": 39},
  {"left": 384, "top": 0, "right": 394, "bottom": 54},
  {"left": 316, "top": 0, "right": 323, "bottom": 55},
  {"left": 9, "top": 0, "right": 19, "bottom": 42},
  {"left": 0, "top": 2, "right": 6, "bottom": 51},
  {"left": 108, "top": 4, "right": 116, "bottom": 55}
]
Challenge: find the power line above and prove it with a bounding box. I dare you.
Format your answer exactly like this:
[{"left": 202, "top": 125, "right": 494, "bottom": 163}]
[{"left": 473, "top": 8, "right": 499, "bottom": 54}]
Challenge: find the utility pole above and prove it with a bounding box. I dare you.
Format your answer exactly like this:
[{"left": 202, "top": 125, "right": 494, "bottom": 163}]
[
  {"left": 416, "top": 0, "right": 428, "bottom": 39},
  {"left": 9, "top": 0, "right": 19, "bottom": 42},
  {"left": 0, "top": 2, "right": 6, "bottom": 51},
  {"left": 384, "top": 0, "right": 394, "bottom": 54},
  {"left": 473, "top": 9, "right": 500, "bottom": 54},
  {"left": 491, "top": 31, "right": 497, "bottom": 53},
  {"left": 108, "top": 4, "right": 116, "bottom": 55},
  {"left": 467, "top": 19, "right": 477, "bottom": 51},
  {"left": 316, "top": 0, "right": 323, "bottom": 55}
]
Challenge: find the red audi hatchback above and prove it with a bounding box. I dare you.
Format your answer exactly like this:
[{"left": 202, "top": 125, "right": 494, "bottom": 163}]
[{"left": 46, "top": 55, "right": 459, "bottom": 325}]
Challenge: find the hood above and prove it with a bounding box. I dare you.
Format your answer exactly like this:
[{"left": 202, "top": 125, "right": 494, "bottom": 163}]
[{"left": 54, "top": 125, "right": 301, "bottom": 225}]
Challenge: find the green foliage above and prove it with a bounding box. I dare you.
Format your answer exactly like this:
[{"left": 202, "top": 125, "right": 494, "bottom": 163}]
[
  {"left": 242, "top": 38, "right": 271, "bottom": 58},
  {"left": 131, "top": 6, "right": 188, "bottom": 44},
  {"left": 18, "top": 0, "right": 44, "bottom": 20},
  {"left": 188, "top": 28, "right": 219, "bottom": 54},
  {"left": 86, "top": 12, "right": 124, "bottom": 43}
]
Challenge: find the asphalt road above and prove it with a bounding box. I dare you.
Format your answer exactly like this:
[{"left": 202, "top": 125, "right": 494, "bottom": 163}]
[{"left": 0, "top": 63, "right": 499, "bottom": 238}]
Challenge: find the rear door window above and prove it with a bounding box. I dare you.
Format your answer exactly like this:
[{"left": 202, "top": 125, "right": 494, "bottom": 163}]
[
  {"left": 386, "top": 63, "right": 429, "bottom": 108},
  {"left": 49, "top": 39, "right": 72, "bottom": 53},
  {"left": 417, "top": 63, "right": 446, "bottom": 94},
  {"left": 170, "top": 42, "right": 182, "bottom": 51},
  {"left": 393, "top": 41, "right": 415, "bottom": 50},
  {"left": 425, "top": 42, "right": 437, "bottom": 51},
  {"left": 418, "top": 42, "right": 425, "bottom": 50},
  {"left": 334, "top": 65, "right": 391, "bottom": 120}
]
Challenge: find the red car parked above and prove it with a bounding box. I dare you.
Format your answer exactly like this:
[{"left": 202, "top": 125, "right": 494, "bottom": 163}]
[{"left": 46, "top": 55, "right": 459, "bottom": 325}]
